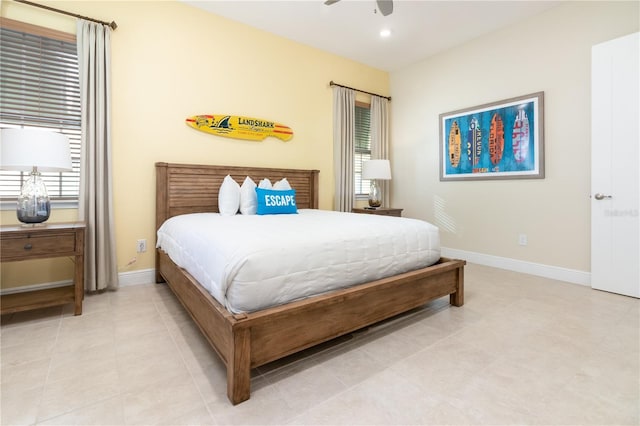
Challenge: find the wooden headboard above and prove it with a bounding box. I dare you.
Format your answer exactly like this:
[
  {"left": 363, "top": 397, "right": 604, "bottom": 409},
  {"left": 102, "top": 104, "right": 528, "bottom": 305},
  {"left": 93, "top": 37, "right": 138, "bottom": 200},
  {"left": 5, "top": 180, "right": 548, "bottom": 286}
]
[{"left": 155, "top": 162, "right": 320, "bottom": 231}]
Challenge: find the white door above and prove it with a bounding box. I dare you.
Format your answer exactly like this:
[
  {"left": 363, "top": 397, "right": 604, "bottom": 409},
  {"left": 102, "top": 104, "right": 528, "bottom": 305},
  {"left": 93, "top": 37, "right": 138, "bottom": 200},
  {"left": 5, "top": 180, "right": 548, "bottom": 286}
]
[{"left": 591, "top": 32, "right": 639, "bottom": 298}]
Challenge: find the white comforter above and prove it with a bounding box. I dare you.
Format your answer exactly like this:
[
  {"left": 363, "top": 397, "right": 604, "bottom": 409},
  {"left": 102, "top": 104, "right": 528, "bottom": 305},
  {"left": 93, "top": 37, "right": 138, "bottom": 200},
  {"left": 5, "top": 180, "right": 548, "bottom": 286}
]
[{"left": 156, "top": 209, "right": 440, "bottom": 313}]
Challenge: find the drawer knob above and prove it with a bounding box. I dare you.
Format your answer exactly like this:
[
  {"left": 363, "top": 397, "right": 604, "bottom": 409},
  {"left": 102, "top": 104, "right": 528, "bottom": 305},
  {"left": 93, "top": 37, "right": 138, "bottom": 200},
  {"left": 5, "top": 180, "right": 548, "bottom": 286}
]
[{"left": 23, "top": 243, "right": 32, "bottom": 251}]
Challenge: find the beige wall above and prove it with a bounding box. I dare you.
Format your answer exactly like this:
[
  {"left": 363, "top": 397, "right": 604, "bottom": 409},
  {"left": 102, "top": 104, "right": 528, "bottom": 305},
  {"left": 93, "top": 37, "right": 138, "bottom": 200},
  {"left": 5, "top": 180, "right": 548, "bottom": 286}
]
[
  {"left": 0, "top": 1, "right": 388, "bottom": 288},
  {"left": 390, "top": 1, "right": 639, "bottom": 272}
]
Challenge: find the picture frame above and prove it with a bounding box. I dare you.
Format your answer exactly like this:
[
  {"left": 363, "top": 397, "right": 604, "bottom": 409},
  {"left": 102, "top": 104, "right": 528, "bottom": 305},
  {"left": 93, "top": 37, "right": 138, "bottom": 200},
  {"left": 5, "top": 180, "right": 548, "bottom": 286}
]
[{"left": 439, "top": 92, "right": 544, "bottom": 181}]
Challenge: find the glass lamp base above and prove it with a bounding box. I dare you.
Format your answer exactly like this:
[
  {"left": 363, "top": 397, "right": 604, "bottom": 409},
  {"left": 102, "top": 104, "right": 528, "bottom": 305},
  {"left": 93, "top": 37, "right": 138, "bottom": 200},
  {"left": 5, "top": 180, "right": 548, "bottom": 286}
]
[
  {"left": 368, "top": 180, "right": 382, "bottom": 208},
  {"left": 17, "top": 205, "right": 50, "bottom": 223},
  {"left": 17, "top": 171, "right": 51, "bottom": 224}
]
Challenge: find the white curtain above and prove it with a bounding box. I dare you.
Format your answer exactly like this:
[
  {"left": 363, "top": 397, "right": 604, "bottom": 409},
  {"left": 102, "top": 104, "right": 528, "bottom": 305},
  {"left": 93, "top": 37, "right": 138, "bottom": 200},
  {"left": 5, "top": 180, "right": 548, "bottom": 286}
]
[
  {"left": 332, "top": 86, "right": 356, "bottom": 212},
  {"left": 370, "top": 95, "right": 391, "bottom": 207},
  {"left": 77, "top": 20, "right": 118, "bottom": 292}
]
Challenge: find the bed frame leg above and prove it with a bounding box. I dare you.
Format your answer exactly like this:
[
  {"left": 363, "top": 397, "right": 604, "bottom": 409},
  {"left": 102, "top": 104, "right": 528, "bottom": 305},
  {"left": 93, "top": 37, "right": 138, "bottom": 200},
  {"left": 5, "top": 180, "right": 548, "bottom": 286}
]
[
  {"left": 450, "top": 264, "right": 465, "bottom": 307},
  {"left": 227, "top": 326, "right": 251, "bottom": 405},
  {"left": 155, "top": 252, "right": 165, "bottom": 283}
]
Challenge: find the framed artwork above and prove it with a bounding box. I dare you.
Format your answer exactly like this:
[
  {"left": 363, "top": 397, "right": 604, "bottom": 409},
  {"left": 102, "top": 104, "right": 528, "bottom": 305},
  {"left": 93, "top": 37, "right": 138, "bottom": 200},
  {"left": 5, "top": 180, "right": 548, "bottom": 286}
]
[{"left": 439, "top": 92, "right": 544, "bottom": 181}]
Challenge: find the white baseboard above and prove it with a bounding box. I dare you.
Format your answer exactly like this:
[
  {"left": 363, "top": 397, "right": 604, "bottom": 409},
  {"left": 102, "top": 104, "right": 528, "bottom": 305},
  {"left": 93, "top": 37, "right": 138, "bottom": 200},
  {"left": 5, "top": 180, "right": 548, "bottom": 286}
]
[
  {"left": 0, "top": 269, "right": 157, "bottom": 295},
  {"left": 441, "top": 247, "right": 591, "bottom": 286},
  {"left": 118, "top": 268, "right": 156, "bottom": 287}
]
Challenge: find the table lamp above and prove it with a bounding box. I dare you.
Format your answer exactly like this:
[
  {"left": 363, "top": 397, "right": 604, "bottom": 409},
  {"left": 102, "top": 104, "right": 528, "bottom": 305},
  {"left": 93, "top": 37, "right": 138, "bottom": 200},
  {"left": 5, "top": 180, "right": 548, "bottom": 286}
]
[
  {"left": 362, "top": 159, "right": 391, "bottom": 208},
  {"left": 0, "top": 128, "right": 72, "bottom": 224}
]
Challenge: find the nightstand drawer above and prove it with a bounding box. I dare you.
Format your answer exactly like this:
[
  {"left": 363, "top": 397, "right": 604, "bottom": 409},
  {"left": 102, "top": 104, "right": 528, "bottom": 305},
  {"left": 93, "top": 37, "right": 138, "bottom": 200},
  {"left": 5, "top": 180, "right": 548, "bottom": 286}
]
[
  {"left": 0, "top": 232, "right": 76, "bottom": 261},
  {"left": 352, "top": 208, "right": 403, "bottom": 217},
  {"left": 369, "top": 209, "right": 398, "bottom": 216}
]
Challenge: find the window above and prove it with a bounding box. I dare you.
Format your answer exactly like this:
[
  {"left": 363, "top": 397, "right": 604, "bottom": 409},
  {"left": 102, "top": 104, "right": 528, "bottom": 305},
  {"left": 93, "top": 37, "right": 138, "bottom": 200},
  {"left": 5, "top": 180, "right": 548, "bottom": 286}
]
[
  {"left": 354, "top": 101, "right": 371, "bottom": 196},
  {"left": 0, "top": 19, "right": 81, "bottom": 202}
]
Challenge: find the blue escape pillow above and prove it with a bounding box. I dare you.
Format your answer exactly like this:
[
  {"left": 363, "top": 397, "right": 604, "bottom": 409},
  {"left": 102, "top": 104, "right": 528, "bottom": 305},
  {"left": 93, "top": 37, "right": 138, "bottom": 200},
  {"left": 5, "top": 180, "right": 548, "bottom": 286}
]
[{"left": 255, "top": 188, "right": 297, "bottom": 215}]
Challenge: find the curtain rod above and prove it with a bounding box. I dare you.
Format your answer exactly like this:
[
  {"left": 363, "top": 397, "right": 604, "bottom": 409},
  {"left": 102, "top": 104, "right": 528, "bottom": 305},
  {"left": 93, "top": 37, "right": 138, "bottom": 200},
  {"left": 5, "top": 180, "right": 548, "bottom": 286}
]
[
  {"left": 329, "top": 81, "right": 391, "bottom": 101},
  {"left": 13, "top": 0, "right": 117, "bottom": 30}
]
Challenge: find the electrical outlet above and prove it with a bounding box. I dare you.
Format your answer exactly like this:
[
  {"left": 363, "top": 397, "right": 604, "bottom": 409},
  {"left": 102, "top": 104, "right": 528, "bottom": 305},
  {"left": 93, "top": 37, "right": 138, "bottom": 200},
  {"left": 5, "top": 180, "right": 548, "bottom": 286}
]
[
  {"left": 137, "top": 239, "right": 147, "bottom": 253},
  {"left": 518, "top": 234, "right": 528, "bottom": 246}
]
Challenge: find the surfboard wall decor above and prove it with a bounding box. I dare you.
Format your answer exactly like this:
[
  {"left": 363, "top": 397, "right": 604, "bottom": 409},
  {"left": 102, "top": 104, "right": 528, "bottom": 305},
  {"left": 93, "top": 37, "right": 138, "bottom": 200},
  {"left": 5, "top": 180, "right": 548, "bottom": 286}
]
[
  {"left": 489, "top": 113, "right": 505, "bottom": 166},
  {"left": 512, "top": 109, "right": 530, "bottom": 163},
  {"left": 467, "top": 117, "right": 482, "bottom": 166},
  {"left": 448, "top": 121, "right": 461, "bottom": 167},
  {"left": 186, "top": 115, "right": 293, "bottom": 142},
  {"left": 438, "top": 92, "right": 544, "bottom": 181}
]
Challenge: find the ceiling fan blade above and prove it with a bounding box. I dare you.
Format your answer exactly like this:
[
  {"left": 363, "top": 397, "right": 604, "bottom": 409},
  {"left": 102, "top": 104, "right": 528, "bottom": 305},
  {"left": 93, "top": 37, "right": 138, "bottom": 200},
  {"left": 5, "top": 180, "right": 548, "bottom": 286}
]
[
  {"left": 376, "top": 0, "right": 393, "bottom": 16},
  {"left": 324, "top": 0, "right": 340, "bottom": 5}
]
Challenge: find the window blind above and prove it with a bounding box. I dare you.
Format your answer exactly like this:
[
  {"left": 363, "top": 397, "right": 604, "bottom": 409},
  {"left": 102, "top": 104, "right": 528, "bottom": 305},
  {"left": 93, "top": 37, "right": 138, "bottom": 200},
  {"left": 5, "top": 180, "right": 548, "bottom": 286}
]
[
  {"left": 0, "top": 24, "right": 81, "bottom": 200},
  {"left": 354, "top": 102, "right": 371, "bottom": 195}
]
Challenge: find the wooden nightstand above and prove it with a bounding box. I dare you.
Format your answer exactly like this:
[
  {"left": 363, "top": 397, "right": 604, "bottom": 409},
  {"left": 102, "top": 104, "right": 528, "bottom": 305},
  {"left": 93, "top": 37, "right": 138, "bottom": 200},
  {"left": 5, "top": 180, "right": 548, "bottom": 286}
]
[
  {"left": 0, "top": 222, "right": 85, "bottom": 316},
  {"left": 352, "top": 207, "right": 403, "bottom": 217}
]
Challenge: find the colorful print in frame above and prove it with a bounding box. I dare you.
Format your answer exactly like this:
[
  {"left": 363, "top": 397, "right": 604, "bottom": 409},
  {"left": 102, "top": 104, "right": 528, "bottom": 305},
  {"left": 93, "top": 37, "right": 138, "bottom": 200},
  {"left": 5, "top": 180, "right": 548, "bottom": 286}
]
[{"left": 439, "top": 92, "right": 544, "bottom": 181}]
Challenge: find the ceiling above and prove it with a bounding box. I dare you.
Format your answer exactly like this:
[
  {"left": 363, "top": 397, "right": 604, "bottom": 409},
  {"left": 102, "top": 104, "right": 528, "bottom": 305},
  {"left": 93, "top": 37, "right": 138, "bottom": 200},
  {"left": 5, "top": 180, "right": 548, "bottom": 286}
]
[{"left": 182, "top": 0, "right": 562, "bottom": 72}]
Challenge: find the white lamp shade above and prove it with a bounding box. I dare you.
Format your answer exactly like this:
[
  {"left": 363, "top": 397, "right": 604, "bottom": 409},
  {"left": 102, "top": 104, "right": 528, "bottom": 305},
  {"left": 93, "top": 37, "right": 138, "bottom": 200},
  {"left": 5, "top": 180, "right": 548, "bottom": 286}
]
[
  {"left": 1, "top": 128, "right": 72, "bottom": 172},
  {"left": 362, "top": 159, "right": 391, "bottom": 180}
]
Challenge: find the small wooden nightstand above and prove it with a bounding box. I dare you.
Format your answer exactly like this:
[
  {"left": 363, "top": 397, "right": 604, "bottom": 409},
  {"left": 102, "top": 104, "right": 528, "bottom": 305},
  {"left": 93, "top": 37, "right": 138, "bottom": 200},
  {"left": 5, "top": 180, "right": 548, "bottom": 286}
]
[
  {"left": 0, "top": 222, "right": 85, "bottom": 316},
  {"left": 352, "top": 207, "right": 403, "bottom": 217}
]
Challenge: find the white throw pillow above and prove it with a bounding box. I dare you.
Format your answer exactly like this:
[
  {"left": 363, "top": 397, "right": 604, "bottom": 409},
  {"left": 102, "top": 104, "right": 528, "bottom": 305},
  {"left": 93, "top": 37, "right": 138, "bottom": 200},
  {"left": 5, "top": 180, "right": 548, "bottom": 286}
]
[
  {"left": 218, "top": 175, "right": 240, "bottom": 216},
  {"left": 239, "top": 176, "right": 257, "bottom": 215},
  {"left": 258, "top": 178, "right": 272, "bottom": 189},
  {"left": 273, "top": 177, "right": 292, "bottom": 190}
]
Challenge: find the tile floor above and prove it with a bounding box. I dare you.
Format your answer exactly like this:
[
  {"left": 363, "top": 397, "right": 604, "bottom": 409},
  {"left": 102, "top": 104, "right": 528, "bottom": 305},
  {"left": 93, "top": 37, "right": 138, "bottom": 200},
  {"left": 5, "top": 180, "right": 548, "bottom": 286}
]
[{"left": 1, "top": 263, "right": 638, "bottom": 425}]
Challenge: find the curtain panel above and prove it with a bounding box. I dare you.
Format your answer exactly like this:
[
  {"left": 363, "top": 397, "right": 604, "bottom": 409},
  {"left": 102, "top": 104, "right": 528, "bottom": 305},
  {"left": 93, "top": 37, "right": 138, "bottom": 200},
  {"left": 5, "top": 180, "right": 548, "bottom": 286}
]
[
  {"left": 77, "top": 19, "right": 118, "bottom": 291},
  {"left": 370, "top": 96, "right": 391, "bottom": 207},
  {"left": 332, "top": 86, "right": 356, "bottom": 212}
]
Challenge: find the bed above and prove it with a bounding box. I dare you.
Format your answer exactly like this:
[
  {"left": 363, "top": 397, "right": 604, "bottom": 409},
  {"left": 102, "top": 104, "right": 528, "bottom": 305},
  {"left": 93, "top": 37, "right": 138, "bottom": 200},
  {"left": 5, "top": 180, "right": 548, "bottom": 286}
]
[{"left": 155, "top": 162, "right": 466, "bottom": 405}]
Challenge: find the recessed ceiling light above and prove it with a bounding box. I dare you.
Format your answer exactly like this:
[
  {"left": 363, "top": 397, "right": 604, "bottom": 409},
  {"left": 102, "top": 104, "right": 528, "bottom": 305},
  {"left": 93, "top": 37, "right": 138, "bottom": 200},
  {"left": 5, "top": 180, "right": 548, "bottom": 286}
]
[{"left": 380, "top": 29, "right": 391, "bottom": 38}]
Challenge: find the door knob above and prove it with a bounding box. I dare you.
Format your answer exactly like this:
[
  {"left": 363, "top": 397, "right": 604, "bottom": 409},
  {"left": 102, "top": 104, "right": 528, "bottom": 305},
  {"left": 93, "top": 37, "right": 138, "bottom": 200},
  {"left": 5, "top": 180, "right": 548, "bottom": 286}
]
[{"left": 594, "top": 193, "right": 612, "bottom": 200}]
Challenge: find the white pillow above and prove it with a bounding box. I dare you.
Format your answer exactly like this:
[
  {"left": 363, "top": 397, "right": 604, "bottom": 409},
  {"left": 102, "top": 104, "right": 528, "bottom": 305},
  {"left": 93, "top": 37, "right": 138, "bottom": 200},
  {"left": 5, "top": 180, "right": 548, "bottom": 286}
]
[
  {"left": 273, "top": 177, "right": 292, "bottom": 190},
  {"left": 258, "top": 178, "right": 272, "bottom": 189},
  {"left": 218, "top": 175, "right": 240, "bottom": 216},
  {"left": 239, "top": 176, "right": 257, "bottom": 215}
]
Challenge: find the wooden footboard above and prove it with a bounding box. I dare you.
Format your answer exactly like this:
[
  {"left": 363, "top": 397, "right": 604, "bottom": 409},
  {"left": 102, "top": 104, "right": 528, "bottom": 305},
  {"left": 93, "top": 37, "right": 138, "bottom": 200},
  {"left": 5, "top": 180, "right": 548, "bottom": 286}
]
[{"left": 158, "top": 250, "right": 465, "bottom": 404}]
